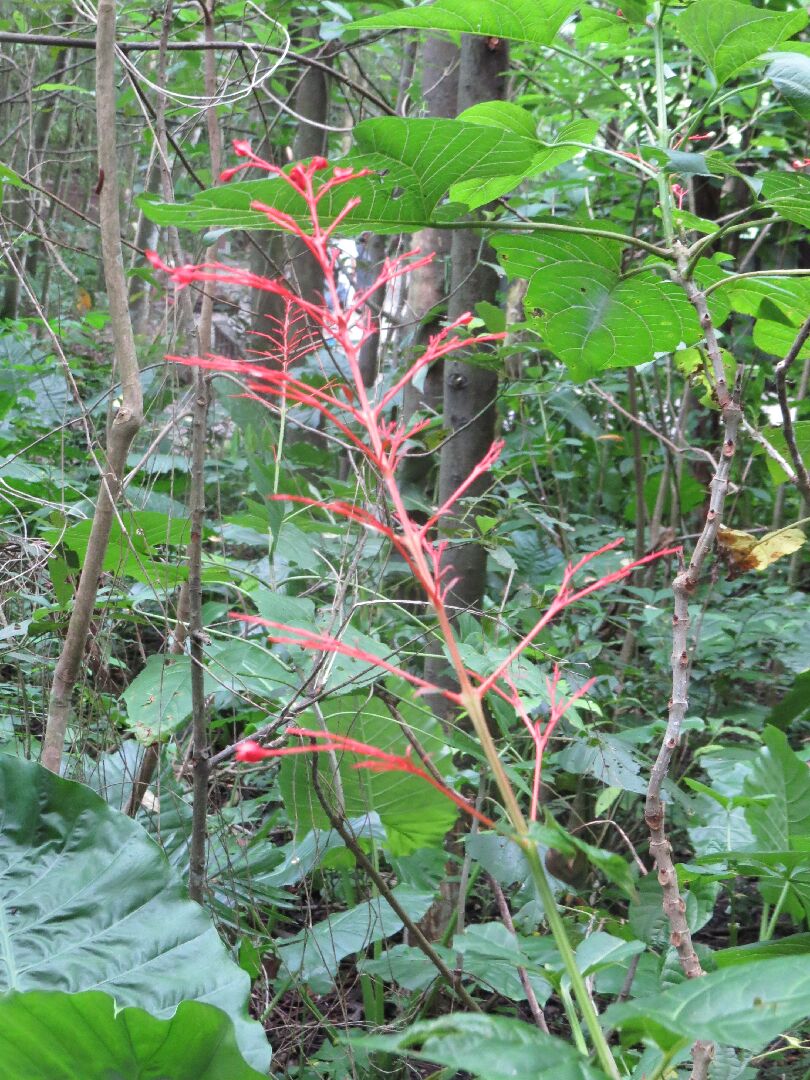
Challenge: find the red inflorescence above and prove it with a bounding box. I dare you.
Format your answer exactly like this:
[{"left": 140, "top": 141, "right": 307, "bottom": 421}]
[{"left": 150, "top": 141, "right": 682, "bottom": 826}]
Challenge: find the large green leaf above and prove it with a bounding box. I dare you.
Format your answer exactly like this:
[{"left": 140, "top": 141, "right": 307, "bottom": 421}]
[
  {"left": 450, "top": 107, "right": 598, "bottom": 209},
  {"left": 744, "top": 726, "right": 810, "bottom": 851},
  {"left": 606, "top": 955, "right": 810, "bottom": 1051},
  {"left": 0, "top": 756, "right": 270, "bottom": 1073},
  {"left": 349, "top": 1013, "right": 610, "bottom": 1080},
  {"left": 278, "top": 693, "right": 457, "bottom": 855},
  {"left": 762, "top": 171, "right": 810, "bottom": 228},
  {"left": 277, "top": 886, "right": 433, "bottom": 993},
  {"left": 0, "top": 991, "right": 265, "bottom": 1080},
  {"left": 140, "top": 116, "right": 588, "bottom": 235},
  {"left": 350, "top": 0, "right": 580, "bottom": 45},
  {"left": 677, "top": 0, "right": 808, "bottom": 85},
  {"left": 767, "top": 52, "right": 810, "bottom": 120},
  {"left": 761, "top": 421, "right": 810, "bottom": 485},
  {"left": 41, "top": 511, "right": 191, "bottom": 593},
  {"left": 452, "top": 922, "right": 551, "bottom": 1002},
  {"left": 492, "top": 233, "right": 698, "bottom": 381}
]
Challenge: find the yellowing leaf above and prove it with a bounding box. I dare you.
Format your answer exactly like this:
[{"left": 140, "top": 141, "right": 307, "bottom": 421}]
[{"left": 717, "top": 525, "right": 806, "bottom": 577}]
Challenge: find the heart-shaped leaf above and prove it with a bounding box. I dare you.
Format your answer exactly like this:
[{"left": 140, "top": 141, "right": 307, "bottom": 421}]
[
  {"left": 350, "top": 0, "right": 580, "bottom": 46},
  {"left": 493, "top": 232, "right": 697, "bottom": 381},
  {"left": 0, "top": 991, "right": 265, "bottom": 1080},
  {"left": 0, "top": 755, "right": 270, "bottom": 1073},
  {"left": 677, "top": 0, "right": 807, "bottom": 85}
]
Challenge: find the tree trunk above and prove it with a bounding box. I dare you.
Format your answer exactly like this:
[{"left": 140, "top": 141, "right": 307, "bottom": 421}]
[{"left": 432, "top": 35, "right": 508, "bottom": 625}]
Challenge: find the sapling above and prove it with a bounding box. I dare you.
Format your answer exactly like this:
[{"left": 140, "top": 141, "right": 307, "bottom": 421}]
[{"left": 149, "top": 141, "right": 680, "bottom": 1078}]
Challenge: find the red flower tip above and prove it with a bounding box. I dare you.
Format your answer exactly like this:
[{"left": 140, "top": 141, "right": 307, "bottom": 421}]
[
  {"left": 219, "top": 165, "right": 243, "bottom": 183},
  {"left": 688, "top": 133, "right": 712, "bottom": 142},
  {"left": 145, "top": 249, "right": 167, "bottom": 272},
  {"left": 288, "top": 165, "right": 307, "bottom": 191},
  {"left": 671, "top": 183, "right": 687, "bottom": 210},
  {"left": 235, "top": 739, "right": 271, "bottom": 762},
  {"left": 232, "top": 139, "right": 253, "bottom": 158},
  {"left": 333, "top": 166, "right": 354, "bottom": 180},
  {"left": 791, "top": 158, "right": 810, "bottom": 171},
  {"left": 310, "top": 156, "right": 329, "bottom": 171}
]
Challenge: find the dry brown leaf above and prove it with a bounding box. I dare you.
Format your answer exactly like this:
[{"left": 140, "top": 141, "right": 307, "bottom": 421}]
[{"left": 717, "top": 525, "right": 806, "bottom": 577}]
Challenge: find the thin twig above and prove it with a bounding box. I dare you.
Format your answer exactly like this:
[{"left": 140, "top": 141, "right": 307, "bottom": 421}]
[
  {"left": 307, "top": 754, "right": 482, "bottom": 1012},
  {"left": 775, "top": 313, "right": 810, "bottom": 503},
  {"left": 489, "top": 875, "right": 549, "bottom": 1032}
]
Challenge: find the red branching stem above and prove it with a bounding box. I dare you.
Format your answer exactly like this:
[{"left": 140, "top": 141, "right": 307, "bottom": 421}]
[
  {"left": 236, "top": 729, "right": 495, "bottom": 828},
  {"left": 150, "top": 140, "right": 682, "bottom": 831}
]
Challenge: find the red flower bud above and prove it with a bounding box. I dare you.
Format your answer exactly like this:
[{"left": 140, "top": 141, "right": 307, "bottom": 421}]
[
  {"left": 235, "top": 739, "right": 271, "bottom": 762},
  {"left": 232, "top": 140, "right": 252, "bottom": 157},
  {"left": 310, "top": 156, "right": 329, "bottom": 171}
]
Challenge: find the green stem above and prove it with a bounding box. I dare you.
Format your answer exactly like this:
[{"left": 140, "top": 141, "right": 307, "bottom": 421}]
[
  {"left": 759, "top": 901, "right": 771, "bottom": 941},
  {"left": 703, "top": 267, "right": 810, "bottom": 299},
  {"left": 522, "top": 842, "right": 620, "bottom": 1079},
  {"left": 560, "top": 983, "right": 589, "bottom": 1057},
  {"left": 762, "top": 880, "right": 791, "bottom": 941},
  {"left": 652, "top": 1, "right": 675, "bottom": 245}
]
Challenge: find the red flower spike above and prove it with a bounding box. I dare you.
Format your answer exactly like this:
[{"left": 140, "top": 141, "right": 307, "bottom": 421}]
[
  {"left": 235, "top": 739, "right": 273, "bottom": 762},
  {"left": 237, "top": 727, "right": 496, "bottom": 828},
  {"left": 147, "top": 141, "right": 684, "bottom": 831}
]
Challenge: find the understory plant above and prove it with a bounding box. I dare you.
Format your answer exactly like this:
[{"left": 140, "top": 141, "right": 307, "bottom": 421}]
[{"left": 149, "top": 141, "right": 685, "bottom": 1080}]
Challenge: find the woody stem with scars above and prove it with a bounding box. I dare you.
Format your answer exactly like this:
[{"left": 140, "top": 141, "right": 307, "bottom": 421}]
[
  {"left": 642, "top": 252, "right": 742, "bottom": 1080},
  {"left": 149, "top": 143, "right": 687, "bottom": 1079}
]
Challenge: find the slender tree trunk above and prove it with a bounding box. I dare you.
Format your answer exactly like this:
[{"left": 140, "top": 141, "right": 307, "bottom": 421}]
[
  {"left": 432, "top": 35, "right": 509, "bottom": 619},
  {"left": 401, "top": 35, "right": 459, "bottom": 423},
  {"left": 42, "top": 0, "right": 143, "bottom": 773}
]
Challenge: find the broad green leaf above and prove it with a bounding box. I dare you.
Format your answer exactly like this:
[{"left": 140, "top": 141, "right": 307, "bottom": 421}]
[
  {"left": 555, "top": 729, "right": 648, "bottom": 794},
  {"left": 451, "top": 116, "right": 599, "bottom": 209},
  {"left": 677, "top": 0, "right": 808, "bottom": 85},
  {"left": 0, "top": 991, "right": 265, "bottom": 1080},
  {"left": 140, "top": 117, "right": 546, "bottom": 234},
  {"left": 0, "top": 756, "right": 270, "bottom": 1072},
  {"left": 754, "top": 312, "right": 810, "bottom": 364},
  {"left": 606, "top": 955, "right": 810, "bottom": 1051},
  {"left": 359, "top": 942, "right": 453, "bottom": 992},
  {"left": 492, "top": 233, "right": 698, "bottom": 381},
  {"left": 769, "top": 670, "right": 810, "bottom": 728},
  {"left": 575, "top": 11, "right": 628, "bottom": 46},
  {"left": 277, "top": 886, "right": 432, "bottom": 992},
  {"left": 574, "top": 932, "right": 645, "bottom": 977},
  {"left": 629, "top": 873, "right": 717, "bottom": 945},
  {"left": 767, "top": 52, "right": 810, "bottom": 119},
  {"left": 278, "top": 693, "right": 458, "bottom": 855},
  {"left": 350, "top": 0, "right": 580, "bottom": 46},
  {"left": 41, "top": 511, "right": 192, "bottom": 590},
  {"left": 762, "top": 171, "right": 810, "bottom": 228},
  {"left": 745, "top": 726, "right": 810, "bottom": 851},
  {"left": 348, "top": 1013, "right": 611, "bottom": 1080},
  {"left": 716, "top": 933, "right": 810, "bottom": 968},
  {"left": 452, "top": 922, "right": 552, "bottom": 1003},
  {"left": 466, "top": 830, "right": 530, "bottom": 886},
  {"left": 122, "top": 654, "right": 197, "bottom": 742}
]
